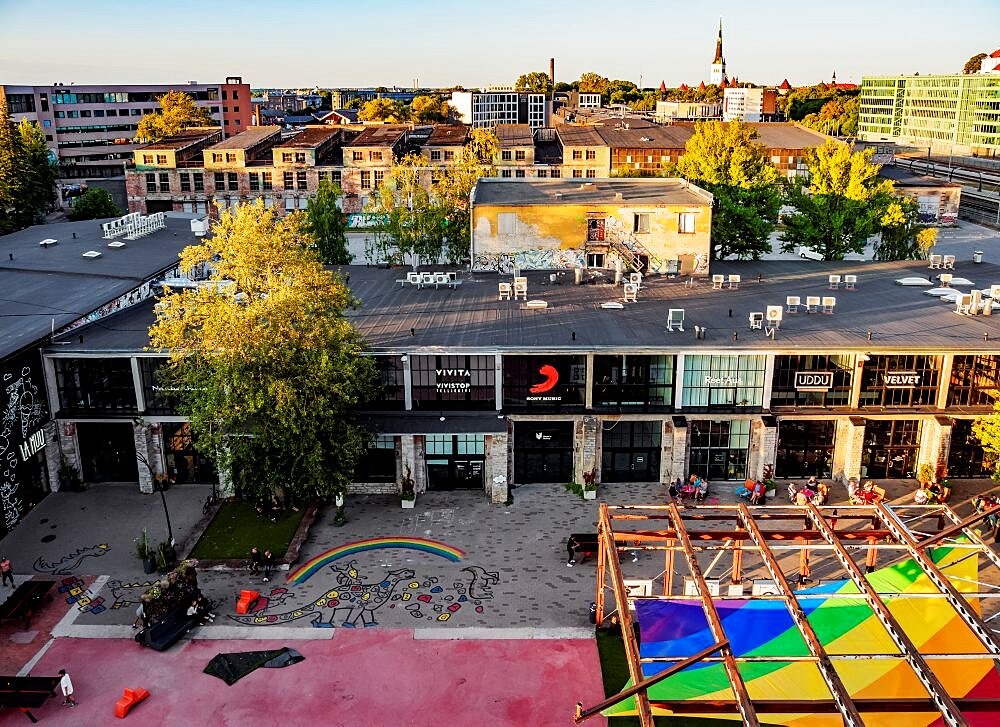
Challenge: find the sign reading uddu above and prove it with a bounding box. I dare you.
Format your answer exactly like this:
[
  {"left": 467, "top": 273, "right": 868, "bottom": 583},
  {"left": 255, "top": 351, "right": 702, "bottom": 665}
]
[
  {"left": 794, "top": 371, "right": 833, "bottom": 392},
  {"left": 884, "top": 371, "right": 921, "bottom": 388}
]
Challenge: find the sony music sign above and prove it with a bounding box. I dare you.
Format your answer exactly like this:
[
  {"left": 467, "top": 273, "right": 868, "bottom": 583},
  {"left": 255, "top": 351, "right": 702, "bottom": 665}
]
[
  {"left": 794, "top": 371, "right": 833, "bottom": 392},
  {"left": 884, "top": 371, "right": 921, "bottom": 388}
]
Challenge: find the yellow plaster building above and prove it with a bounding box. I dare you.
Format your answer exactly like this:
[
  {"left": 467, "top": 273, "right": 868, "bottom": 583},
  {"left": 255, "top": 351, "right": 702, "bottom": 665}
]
[{"left": 470, "top": 178, "right": 713, "bottom": 275}]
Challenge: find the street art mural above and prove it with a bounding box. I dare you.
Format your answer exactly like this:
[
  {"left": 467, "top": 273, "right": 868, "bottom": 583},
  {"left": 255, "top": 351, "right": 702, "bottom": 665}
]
[
  {"left": 0, "top": 356, "right": 49, "bottom": 535},
  {"left": 286, "top": 537, "right": 465, "bottom": 586},
  {"left": 33, "top": 544, "right": 111, "bottom": 575},
  {"left": 59, "top": 575, "right": 108, "bottom": 614}
]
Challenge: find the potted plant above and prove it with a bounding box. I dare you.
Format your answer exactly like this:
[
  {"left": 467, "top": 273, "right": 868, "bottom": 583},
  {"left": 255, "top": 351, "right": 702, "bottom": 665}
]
[
  {"left": 334, "top": 492, "right": 346, "bottom": 526},
  {"left": 155, "top": 542, "right": 175, "bottom": 574},
  {"left": 582, "top": 468, "right": 598, "bottom": 500},
  {"left": 136, "top": 529, "right": 156, "bottom": 574},
  {"left": 400, "top": 465, "right": 416, "bottom": 509}
]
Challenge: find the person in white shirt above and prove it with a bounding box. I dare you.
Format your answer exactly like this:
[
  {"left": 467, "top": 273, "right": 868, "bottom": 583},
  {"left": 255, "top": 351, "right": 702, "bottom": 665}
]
[{"left": 58, "top": 669, "right": 77, "bottom": 707}]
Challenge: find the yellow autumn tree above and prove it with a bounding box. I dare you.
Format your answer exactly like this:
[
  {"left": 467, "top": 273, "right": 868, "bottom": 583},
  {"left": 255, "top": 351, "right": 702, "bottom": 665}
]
[
  {"left": 148, "top": 200, "right": 376, "bottom": 503},
  {"left": 137, "top": 91, "right": 216, "bottom": 142}
]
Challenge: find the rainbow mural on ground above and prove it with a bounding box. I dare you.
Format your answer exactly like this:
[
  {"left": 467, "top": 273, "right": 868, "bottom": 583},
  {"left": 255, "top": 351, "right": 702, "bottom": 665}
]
[
  {"left": 287, "top": 537, "right": 465, "bottom": 585},
  {"left": 605, "top": 545, "right": 1000, "bottom": 725}
]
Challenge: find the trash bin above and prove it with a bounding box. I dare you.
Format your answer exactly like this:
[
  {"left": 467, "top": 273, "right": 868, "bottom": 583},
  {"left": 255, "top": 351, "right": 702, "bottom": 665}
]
[
  {"left": 589, "top": 602, "right": 598, "bottom": 625},
  {"left": 974, "top": 251, "right": 984, "bottom": 264}
]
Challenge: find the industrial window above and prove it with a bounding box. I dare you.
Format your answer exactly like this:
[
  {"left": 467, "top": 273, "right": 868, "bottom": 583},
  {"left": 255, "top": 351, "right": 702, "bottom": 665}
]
[
  {"left": 193, "top": 173, "right": 204, "bottom": 192},
  {"left": 859, "top": 354, "right": 941, "bottom": 408},
  {"left": 180, "top": 173, "right": 191, "bottom": 192},
  {"left": 249, "top": 172, "right": 259, "bottom": 191},
  {"left": 410, "top": 354, "right": 496, "bottom": 410},
  {"left": 949, "top": 355, "right": 1000, "bottom": 407},
  {"left": 283, "top": 171, "right": 294, "bottom": 188},
  {"left": 355, "top": 435, "right": 396, "bottom": 483},
  {"left": 360, "top": 170, "right": 371, "bottom": 189},
  {"left": 159, "top": 173, "right": 170, "bottom": 192},
  {"left": 145, "top": 173, "right": 156, "bottom": 192},
  {"left": 681, "top": 355, "right": 767, "bottom": 410},
  {"left": 54, "top": 358, "right": 138, "bottom": 414},
  {"left": 593, "top": 355, "right": 675, "bottom": 412},
  {"left": 633, "top": 213, "right": 650, "bottom": 233},
  {"left": 262, "top": 172, "right": 272, "bottom": 191},
  {"left": 296, "top": 171, "right": 307, "bottom": 190},
  {"left": 771, "top": 354, "right": 854, "bottom": 408},
  {"left": 678, "top": 212, "right": 696, "bottom": 234},
  {"left": 214, "top": 172, "right": 225, "bottom": 190},
  {"left": 227, "top": 172, "right": 238, "bottom": 191}
]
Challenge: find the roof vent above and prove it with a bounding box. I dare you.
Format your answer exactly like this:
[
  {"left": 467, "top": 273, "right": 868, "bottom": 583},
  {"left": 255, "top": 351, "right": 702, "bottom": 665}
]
[
  {"left": 614, "top": 192, "right": 624, "bottom": 200},
  {"left": 39, "top": 238, "right": 57, "bottom": 247},
  {"left": 640, "top": 136, "right": 652, "bottom": 142},
  {"left": 81, "top": 250, "right": 102, "bottom": 259},
  {"left": 554, "top": 192, "right": 563, "bottom": 198},
  {"left": 107, "top": 241, "right": 126, "bottom": 249}
]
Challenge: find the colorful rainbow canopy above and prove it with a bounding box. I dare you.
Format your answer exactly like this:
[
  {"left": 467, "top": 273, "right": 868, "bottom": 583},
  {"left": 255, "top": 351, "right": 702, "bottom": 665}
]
[
  {"left": 604, "top": 545, "right": 1000, "bottom": 725},
  {"left": 287, "top": 537, "right": 465, "bottom": 585}
]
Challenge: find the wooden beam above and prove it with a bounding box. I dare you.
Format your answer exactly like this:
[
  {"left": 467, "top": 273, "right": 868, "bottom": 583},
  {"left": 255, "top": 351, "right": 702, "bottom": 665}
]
[
  {"left": 666, "top": 502, "right": 760, "bottom": 726},
  {"left": 920, "top": 506, "right": 1000, "bottom": 549},
  {"left": 736, "top": 504, "right": 864, "bottom": 726},
  {"left": 573, "top": 640, "right": 728, "bottom": 723},
  {"left": 598, "top": 503, "right": 654, "bottom": 726},
  {"left": 610, "top": 529, "right": 894, "bottom": 542},
  {"left": 646, "top": 698, "right": 1000, "bottom": 714},
  {"left": 937, "top": 505, "right": 1000, "bottom": 573},
  {"left": 875, "top": 502, "right": 1000, "bottom": 657},
  {"left": 804, "top": 503, "right": 968, "bottom": 727}
]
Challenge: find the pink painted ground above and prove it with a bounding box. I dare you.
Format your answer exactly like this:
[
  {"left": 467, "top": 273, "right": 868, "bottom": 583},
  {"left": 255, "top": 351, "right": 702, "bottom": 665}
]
[{"left": 6, "top": 632, "right": 606, "bottom": 726}]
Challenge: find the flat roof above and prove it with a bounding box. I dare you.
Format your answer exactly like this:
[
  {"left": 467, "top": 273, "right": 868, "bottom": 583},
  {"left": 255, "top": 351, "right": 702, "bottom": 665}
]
[
  {"left": 495, "top": 124, "right": 533, "bottom": 147},
  {"left": 138, "top": 128, "right": 220, "bottom": 151},
  {"left": 556, "top": 125, "right": 606, "bottom": 147},
  {"left": 0, "top": 216, "right": 195, "bottom": 361},
  {"left": 346, "top": 126, "right": 408, "bottom": 147},
  {"left": 274, "top": 127, "right": 341, "bottom": 149},
  {"left": 594, "top": 122, "right": 692, "bottom": 149},
  {"left": 49, "top": 259, "right": 1000, "bottom": 357},
  {"left": 472, "top": 178, "right": 712, "bottom": 206},
  {"left": 739, "top": 122, "right": 829, "bottom": 150},
  {"left": 879, "top": 165, "right": 962, "bottom": 188},
  {"left": 425, "top": 125, "right": 469, "bottom": 146},
  {"left": 205, "top": 125, "right": 282, "bottom": 150}
]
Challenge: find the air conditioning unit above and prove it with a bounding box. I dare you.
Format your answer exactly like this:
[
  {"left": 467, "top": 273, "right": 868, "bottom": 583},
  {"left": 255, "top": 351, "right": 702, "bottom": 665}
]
[
  {"left": 766, "top": 305, "right": 783, "bottom": 322},
  {"left": 684, "top": 577, "right": 720, "bottom": 596},
  {"left": 623, "top": 579, "right": 654, "bottom": 610},
  {"left": 752, "top": 579, "right": 780, "bottom": 596},
  {"left": 727, "top": 583, "right": 745, "bottom": 597}
]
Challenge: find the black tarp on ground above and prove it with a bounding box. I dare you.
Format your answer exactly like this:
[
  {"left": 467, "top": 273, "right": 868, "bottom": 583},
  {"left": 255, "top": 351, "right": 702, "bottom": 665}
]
[{"left": 203, "top": 648, "right": 304, "bottom": 686}]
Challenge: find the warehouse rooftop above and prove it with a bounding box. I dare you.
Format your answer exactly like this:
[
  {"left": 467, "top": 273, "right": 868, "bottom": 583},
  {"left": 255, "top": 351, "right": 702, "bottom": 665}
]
[{"left": 471, "top": 178, "right": 713, "bottom": 206}]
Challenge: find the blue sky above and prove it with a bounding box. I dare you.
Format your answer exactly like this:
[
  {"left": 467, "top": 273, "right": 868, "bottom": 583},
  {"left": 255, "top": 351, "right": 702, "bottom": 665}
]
[{"left": 1, "top": 0, "right": 997, "bottom": 88}]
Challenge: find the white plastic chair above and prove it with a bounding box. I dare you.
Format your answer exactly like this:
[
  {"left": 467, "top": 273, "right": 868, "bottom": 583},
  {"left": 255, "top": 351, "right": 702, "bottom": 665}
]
[
  {"left": 943, "top": 255, "right": 956, "bottom": 270},
  {"left": 727, "top": 274, "right": 741, "bottom": 289},
  {"left": 498, "top": 282, "right": 512, "bottom": 300},
  {"left": 956, "top": 293, "right": 974, "bottom": 315},
  {"left": 748, "top": 312, "right": 763, "bottom": 330},
  {"left": 667, "top": 308, "right": 685, "bottom": 332},
  {"left": 928, "top": 254, "right": 943, "bottom": 269},
  {"left": 828, "top": 274, "right": 841, "bottom": 290},
  {"left": 844, "top": 275, "right": 857, "bottom": 290},
  {"left": 821, "top": 296, "right": 836, "bottom": 313},
  {"left": 785, "top": 296, "right": 800, "bottom": 313},
  {"left": 623, "top": 283, "right": 638, "bottom": 303},
  {"left": 806, "top": 296, "right": 820, "bottom": 313},
  {"left": 712, "top": 274, "right": 724, "bottom": 290}
]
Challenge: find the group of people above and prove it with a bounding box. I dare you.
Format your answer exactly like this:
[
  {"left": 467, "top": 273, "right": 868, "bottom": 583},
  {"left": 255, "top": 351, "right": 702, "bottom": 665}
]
[
  {"left": 187, "top": 596, "right": 218, "bottom": 625},
  {"left": 249, "top": 546, "right": 275, "bottom": 583},
  {"left": 787, "top": 477, "right": 831, "bottom": 506},
  {"left": 736, "top": 479, "right": 769, "bottom": 505},
  {"left": 848, "top": 479, "right": 886, "bottom": 505},
  {"left": 668, "top": 475, "right": 708, "bottom": 503},
  {"left": 914, "top": 481, "right": 951, "bottom": 505}
]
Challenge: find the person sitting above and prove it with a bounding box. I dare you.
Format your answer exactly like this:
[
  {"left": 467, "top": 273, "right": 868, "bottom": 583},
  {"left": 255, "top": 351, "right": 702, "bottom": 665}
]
[
  {"left": 795, "top": 489, "right": 810, "bottom": 506},
  {"left": 668, "top": 478, "right": 681, "bottom": 499},
  {"left": 787, "top": 483, "right": 799, "bottom": 503},
  {"left": 914, "top": 487, "right": 930, "bottom": 505},
  {"left": 750, "top": 479, "right": 766, "bottom": 505},
  {"left": 736, "top": 484, "right": 752, "bottom": 500},
  {"left": 813, "top": 482, "right": 829, "bottom": 505},
  {"left": 847, "top": 477, "right": 860, "bottom": 500},
  {"left": 187, "top": 597, "right": 216, "bottom": 626},
  {"left": 695, "top": 478, "right": 709, "bottom": 504}
]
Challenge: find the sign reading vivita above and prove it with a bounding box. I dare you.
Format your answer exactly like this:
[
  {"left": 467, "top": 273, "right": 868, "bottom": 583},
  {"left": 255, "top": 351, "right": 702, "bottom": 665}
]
[
  {"left": 884, "top": 371, "right": 921, "bottom": 388},
  {"left": 794, "top": 371, "right": 833, "bottom": 392},
  {"left": 435, "top": 369, "right": 471, "bottom": 393}
]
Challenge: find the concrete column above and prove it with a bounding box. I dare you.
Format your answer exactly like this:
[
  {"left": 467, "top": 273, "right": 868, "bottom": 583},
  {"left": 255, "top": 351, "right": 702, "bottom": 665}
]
[
  {"left": 43, "top": 420, "right": 61, "bottom": 493},
  {"left": 485, "top": 432, "right": 509, "bottom": 504},
  {"left": 576, "top": 415, "right": 600, "bottom": 484},
  {"left": 133, "top": 421, "right": 155, "bottom": 493},
  {"left": 936, "top": 355, "right": 954, "bottom": 410},
  {"left": 748, "top": 418, "right": 777, "bottom": 482},
  {"left": 403, "top": 355, "right": 413, "bottom": 411},
  {"left": 666, "top": 418, "right": 690, "bottom": 483},
  {"left": 494, "top": 354, "right": 503, "bottom": 411},
  {"left": 850, "top": 355, "right": 865, "bottom": 409},
  {"left": 917, "top": 416, "right": 952, "bottom": 479},
  {"left": 585, "top": 354, "right": 594, "bottom": 410},
  {"left": 51, "top": 421, "right": 82, "bottom": 492},
  {"left": 762, "top": 355, "right": 775, "bottom": 410},
  {"left": 674, "top": 354, "right": 686, "bottom": 410},
  {"left": 131, "top": 357, "right": 145, "bottom": 413},
  {"left": 399, "top": 434, "right": 427, "bottom": 494},
  {"left": 832, "top": 417, "right": 865, "bottom": 484},
  {"left": 659, "top": 419, "right": 672, "bottom": 484}
]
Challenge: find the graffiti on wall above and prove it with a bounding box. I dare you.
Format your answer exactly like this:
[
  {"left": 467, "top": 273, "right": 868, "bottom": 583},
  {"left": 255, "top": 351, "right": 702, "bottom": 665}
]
[
  {"left": 1, "top": 362, "right": 48, "bottom": 533},
  {"left": 34, "top": 543, "right": 111, "bottom": 575},
  {"left": 60, "top": 263, "right": 184, "bottom": 334},
  {"left": 473, "top": 249, "right": 586, "bottom": 273},
  {"left": 231, "top": 560, "right": 500, "bottom": 628}
]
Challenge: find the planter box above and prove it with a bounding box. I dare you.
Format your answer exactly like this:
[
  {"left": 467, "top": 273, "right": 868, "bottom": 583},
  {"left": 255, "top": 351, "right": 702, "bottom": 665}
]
[
  {"left": 401, "top": 499, "right": 415, "bottom": 509},
  {"left": 584, "top": 490, "right": 597, "bottom": 500}
]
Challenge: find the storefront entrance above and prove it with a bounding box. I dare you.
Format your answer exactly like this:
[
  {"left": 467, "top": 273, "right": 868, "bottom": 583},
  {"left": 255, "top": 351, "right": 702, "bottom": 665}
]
[
  {"left": 689, "top": 420, "right": 750, "bottom": 481},
  {"left": 776, "top": 420, "right": 835, "bottom": 478},
  {"left": 77, "top": 422, "right": 138, "bottom": 483},
  {"left": 162, "top": 422, "right": 217, "bottom": 484},
  {"left": 425, "top": 435, "right": 485, "bottom": 490},
  {"left": 514, "top": 422, "right": 574, "bottom": 484},
  {"left": 601, "top": 421, "right": 661, "bottom": 482},
  {"left": 948, "top": 419, "right": 992, "bottom": 478},
  {"left": 861, "top": 419, "right": 920, "bottom": 479}
]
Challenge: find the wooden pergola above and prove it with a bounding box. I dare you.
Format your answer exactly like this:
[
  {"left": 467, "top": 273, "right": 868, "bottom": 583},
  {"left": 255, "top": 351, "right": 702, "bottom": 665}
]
[{"left": 574, "top": 501, "right": 1000, "bottom": 727}]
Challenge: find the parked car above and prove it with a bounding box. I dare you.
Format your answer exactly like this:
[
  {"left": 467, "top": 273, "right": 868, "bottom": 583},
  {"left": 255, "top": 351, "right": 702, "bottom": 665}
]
[{"left": 797, "top": 246, "right": 824, "bottom": 260}]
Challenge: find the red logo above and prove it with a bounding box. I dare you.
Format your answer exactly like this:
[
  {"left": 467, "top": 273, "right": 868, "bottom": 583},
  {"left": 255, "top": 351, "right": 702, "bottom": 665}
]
[{"left": 530, "top": 364, "right": 559, "bottom": 394}]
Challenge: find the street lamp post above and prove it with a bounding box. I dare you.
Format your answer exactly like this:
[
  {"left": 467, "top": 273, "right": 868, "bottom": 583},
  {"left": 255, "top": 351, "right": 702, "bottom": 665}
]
[{"left": 155, "top": 478, "right": 175, "bottom": 546}]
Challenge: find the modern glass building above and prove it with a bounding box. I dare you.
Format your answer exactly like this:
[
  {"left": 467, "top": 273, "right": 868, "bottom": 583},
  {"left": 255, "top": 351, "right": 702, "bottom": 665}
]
[{"left": 858, "top": 74, "right": 1000, "bottom": 155}]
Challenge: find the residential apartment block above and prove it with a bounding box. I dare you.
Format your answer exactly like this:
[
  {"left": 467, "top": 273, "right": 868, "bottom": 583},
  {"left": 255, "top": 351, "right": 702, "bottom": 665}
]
[
  {"left": 1, "top": 78, "right": 252, "bottom": 182},
  {"left": 722, "top": 87, "right": 779, "bottom": 122},
  {"left": 858, "top": 71, "right": 1000, "bottom": 156}
]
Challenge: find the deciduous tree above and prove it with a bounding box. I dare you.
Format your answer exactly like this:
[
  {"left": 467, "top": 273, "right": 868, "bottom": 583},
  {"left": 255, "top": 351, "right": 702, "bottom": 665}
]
[
  {"left": 68, "top": 188, "right": 120, "bottom": 221},
  {"left": 148, "top": 201, "right": 376, "bottom": 504},
  {"left": 872, "top": 198, "right": 938, "bottom": 261},
  {"left": 780, "top": 141, "right": 893, "bottom": 260},
  {"left": 358, "top": 98, "right": 409, "bottom": 123},
  {"left": 676, "top": 121, "right": 782, "bottom": 260},
  {"left": 0, "top": 95, "right": 58, "bottom": 234},
  {"left": 514, "top": 72, "right": 553, "bottom": 94},
  {"left": 964, "top": 52, "right": 988, "bottom": 74},
  {"left": 304, "top": 180, "right": 351, "bottom": 264},
  {"left": 577, "top": 73, "right": 611, "bottom": 98},
  {"left": 137, "top": 91, "right": 216, "bottom": 142},
  {"left": 410, "top": 95, "right": 450, "bottom": 122}
]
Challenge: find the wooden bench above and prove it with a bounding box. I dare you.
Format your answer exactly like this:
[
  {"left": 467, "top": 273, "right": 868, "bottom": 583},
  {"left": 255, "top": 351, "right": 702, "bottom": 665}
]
[
  {"left": 114, "top": 687, "right": 150, "bottom": 718},
  {"left": 567, "top": 533, "right": 599, "bottom": 565},
  {"left": 0, "top": 581, "right": 55, "bottom": 629},
  {"left": 0, "top": 675, "right": 61, "bottom": 718}
]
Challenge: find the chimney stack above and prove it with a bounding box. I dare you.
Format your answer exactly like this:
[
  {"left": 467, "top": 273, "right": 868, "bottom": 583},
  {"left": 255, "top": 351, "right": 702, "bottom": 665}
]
[{"left": 549, "top": 58, "right": 555, "bottom": 87}]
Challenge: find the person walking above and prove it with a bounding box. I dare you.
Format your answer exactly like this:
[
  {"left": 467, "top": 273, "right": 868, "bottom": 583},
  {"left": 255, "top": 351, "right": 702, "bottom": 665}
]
[
  {"left": 249, "top": 547, "right": 261, "bottom": 576},
  {"left": 132, "top": 602, "right": 146, "bottom": 630},
  {"left": 262, "top": 550, "right": 274, "bottom": 583},
  {"left": 0, "top": 556, "right": 14, "bottom": 587},
  {"left": 58, "top": 669, "right": 77, "bottom": 707}
]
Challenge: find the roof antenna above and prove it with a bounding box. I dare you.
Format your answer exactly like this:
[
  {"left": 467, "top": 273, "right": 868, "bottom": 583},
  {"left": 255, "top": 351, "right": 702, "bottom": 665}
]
[{"left": 866, "top": 330, "right": 873, "bottom": 341}]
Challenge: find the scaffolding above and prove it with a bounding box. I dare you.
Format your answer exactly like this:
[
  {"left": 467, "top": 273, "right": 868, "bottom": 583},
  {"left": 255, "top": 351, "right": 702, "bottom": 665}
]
[{"left": 575, "top": 502, "right": 1000, "bottom": 726}]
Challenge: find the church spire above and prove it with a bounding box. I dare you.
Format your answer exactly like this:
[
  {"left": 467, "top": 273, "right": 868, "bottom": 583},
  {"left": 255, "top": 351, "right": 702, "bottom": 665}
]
[{"left": 713, "top": 17, "right": 724, "bottom": 64}]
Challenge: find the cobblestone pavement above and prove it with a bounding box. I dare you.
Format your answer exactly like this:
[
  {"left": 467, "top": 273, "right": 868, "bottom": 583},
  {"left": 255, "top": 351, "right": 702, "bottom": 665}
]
[{"left": 6, "top": 477, "right": 1000, "bottom": 637}]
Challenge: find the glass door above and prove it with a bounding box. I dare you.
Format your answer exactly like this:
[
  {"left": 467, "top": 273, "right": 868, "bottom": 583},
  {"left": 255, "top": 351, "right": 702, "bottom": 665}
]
[{"left": 689, "top": 420, "right": 750, "bottom": 481}]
